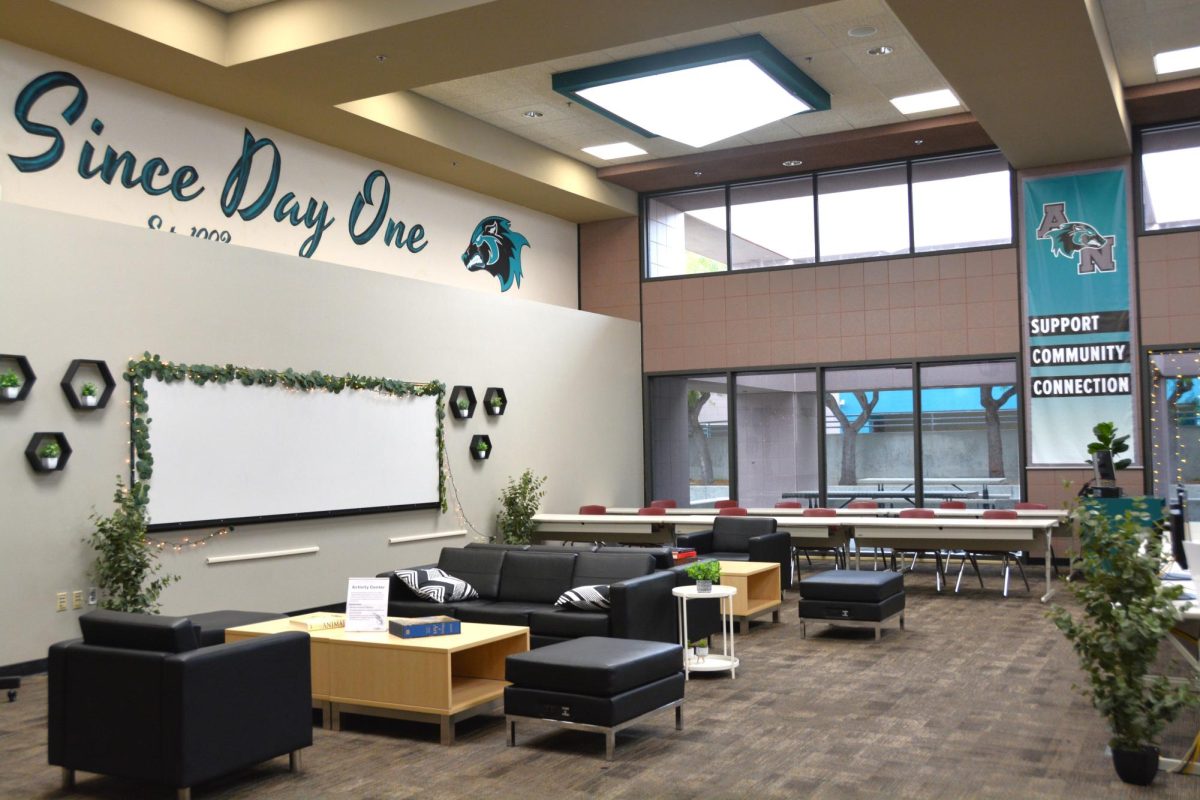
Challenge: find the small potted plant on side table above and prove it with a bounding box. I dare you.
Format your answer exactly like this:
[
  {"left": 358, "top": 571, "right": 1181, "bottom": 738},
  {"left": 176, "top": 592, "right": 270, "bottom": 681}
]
[
  {"left": 81, "top": 382, "right": 99, "bottom": 407},
  {"left": 38, "top": 440, "right": 62, "bottom": 469},
  {"left": 690, "top": 637, "right": 709, "bottom": 661},
  {"left": 0, "top": 369, "right": 20, "bottom": 400},
  {"left": 686, "top": 560, "right": 721, "bottom": 593}
]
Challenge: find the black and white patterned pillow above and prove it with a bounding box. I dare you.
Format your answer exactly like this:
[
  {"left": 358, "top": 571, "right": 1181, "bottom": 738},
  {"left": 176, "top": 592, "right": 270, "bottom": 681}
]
[
  {"left": 394, "top": 568, "right": 478, "bottom": 603},
  {"left": 555, "top": 584, "right": 611, "bottom": 611}
]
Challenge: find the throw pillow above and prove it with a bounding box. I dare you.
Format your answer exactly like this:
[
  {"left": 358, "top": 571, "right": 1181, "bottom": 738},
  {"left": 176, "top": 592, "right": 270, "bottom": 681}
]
[
  {"left": 555, "top": 584, "right": 611, "bottom": 612},
  {"left": 394, "top": 568, "right": 479, "bottom": 603}
]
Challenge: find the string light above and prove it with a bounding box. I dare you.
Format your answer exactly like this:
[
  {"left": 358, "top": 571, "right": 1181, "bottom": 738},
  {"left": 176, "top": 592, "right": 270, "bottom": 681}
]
[{"left": 148, "top": 527, "right": 231, "bottom": 553}]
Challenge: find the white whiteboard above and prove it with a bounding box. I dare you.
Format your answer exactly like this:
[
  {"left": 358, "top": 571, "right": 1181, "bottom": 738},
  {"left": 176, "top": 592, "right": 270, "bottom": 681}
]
[{"left": 143, "top": 378, "right": 440, "bottom": 529}]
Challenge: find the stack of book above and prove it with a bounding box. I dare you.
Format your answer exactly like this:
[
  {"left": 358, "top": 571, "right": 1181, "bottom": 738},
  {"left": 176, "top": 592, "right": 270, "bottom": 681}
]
[
  {"left": 389, "top": 615, "right": 462, "bottom": 639},
  {"left": 289, "top": 613, "right": 346, "bottom": 631},
  {"left": 671, "top": 547, "right": 698, "bottom": 564}
]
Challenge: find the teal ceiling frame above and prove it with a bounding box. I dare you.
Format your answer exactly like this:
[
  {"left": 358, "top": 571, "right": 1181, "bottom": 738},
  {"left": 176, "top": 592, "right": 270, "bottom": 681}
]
[{"left": 551, "top": 34, "right": 831, "bottom": 140}]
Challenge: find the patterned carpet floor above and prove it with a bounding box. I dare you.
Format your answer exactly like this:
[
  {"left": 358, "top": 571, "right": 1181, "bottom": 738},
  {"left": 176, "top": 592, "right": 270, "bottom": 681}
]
[{"left": 2, "top": 563, "right": 1198, "bottom": 799}]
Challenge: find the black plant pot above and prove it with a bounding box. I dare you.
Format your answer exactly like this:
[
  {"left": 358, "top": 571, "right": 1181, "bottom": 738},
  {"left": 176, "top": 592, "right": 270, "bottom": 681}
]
[{"left": 1112, "top": 746, "right": 1159, "bottom": 786}]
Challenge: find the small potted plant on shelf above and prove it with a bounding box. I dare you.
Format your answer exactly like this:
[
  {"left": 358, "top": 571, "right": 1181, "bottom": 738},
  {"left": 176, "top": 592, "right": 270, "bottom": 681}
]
[
  {"left": 686, "top": 560, "right": 721, "bottom": 593},
  {"left": 81, "top": 382, "right": 99, "bottom": 407},
  {"left": 455, "top": 396, "right": 471, "bottom": 418},
  {"left": 37, "top": 439, "right": 62, "bottom": 469},
  {"left": 488, "top": 394, "right": 504, "bottom": 413},
  {"left": 474, "top": 439, "right": 491, "bottom": 459},
  {"left": 1048, "top": 499, "right": 1200, "bottom": 785},
  {"left": 0, "top": 369, "right": 20, "bottom": 400},
  {"left": 690, "top": 637, "right": 709, "bottom": 661}
]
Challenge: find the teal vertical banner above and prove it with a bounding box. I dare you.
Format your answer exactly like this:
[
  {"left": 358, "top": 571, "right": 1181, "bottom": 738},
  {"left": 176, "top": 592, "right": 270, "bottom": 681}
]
[{"left": 1021, "top": 167, "right": 1137, "bottom": 466}]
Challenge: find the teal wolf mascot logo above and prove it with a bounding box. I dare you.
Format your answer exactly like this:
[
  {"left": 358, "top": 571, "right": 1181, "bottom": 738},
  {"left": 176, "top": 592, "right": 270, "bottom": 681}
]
[
  {"left": 462, "top": 216, "right": 530, "bottom": 291},
  {"left": 1035, "top": 202, "right": 1115, "bottom": 275}
]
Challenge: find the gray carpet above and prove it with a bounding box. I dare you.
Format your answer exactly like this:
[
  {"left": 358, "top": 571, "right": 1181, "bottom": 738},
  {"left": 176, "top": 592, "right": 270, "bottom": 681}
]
[{"left": 2, "top": 564, "right": 1197, "bottom": 799}]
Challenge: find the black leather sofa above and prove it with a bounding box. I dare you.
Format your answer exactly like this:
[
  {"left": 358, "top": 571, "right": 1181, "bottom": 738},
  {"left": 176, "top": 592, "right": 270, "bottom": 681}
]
[
  {"left": 675, "top": 515, "right": 792, "bottom": 592},
  {"left": 49, "top": 610, "right": 312, "bottom": 800},
  {"left": 379, "top": 544, "right": 681, "bottom": 648}
]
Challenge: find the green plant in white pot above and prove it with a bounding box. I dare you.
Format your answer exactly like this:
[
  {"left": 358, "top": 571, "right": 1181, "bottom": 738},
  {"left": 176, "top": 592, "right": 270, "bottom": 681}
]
[
  {"left": 37, "top": 439, "right": 61, "bottom": 469},
  {"left": 80, "top": 382, "right": 99, "bottom": 407},
  {"left": 0, "top": 369, "right": 21, "bottom": 400},
  {"left": 455, "top": 395, "right": 471, "bottom": 417},
  {"left": 686, "top": 560, "right": 721, "bottom": 593},
  {"left": 1048, "top": 499, "right": 1200, "bottom": 785}
]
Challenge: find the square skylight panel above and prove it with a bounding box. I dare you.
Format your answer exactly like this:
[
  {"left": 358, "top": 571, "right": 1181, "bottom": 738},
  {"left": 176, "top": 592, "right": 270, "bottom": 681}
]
[
  {"left": 581, "top": 142, "right": 648, "bottom": 160},
  {"left": 890, "top": 89, "right": 959, "bottom": 115},
  {"left": 1154, "top": 45, "right": 1200, "bottom": 76},
  {"left": 553, "top": 35, "right": 829, "bottom": 149}
]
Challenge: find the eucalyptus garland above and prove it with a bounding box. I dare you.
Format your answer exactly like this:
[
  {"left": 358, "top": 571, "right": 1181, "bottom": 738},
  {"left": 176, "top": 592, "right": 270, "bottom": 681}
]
[{"left": 125, "top": 352, "right": 447, "bottom": 512}]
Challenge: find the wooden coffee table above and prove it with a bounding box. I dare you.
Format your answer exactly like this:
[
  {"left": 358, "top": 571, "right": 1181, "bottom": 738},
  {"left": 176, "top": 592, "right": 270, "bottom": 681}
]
[
  {"left": 226, "top": 614, "right": 529, "bottom": 744},
  {"left": 717, "top": 561, "right": 783, "bottom": 634}
]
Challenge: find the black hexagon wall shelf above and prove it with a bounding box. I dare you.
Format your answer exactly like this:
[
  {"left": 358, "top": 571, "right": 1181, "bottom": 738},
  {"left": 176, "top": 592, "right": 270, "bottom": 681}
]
[
  {"left": 0, "top": 354, "right": 35, "bottom": 403},
  {"left": 25, "top": 432, "right": 71, "bottom": 473},
  {"left": 483, "top": 387, "right": 507, "bottom": 416},
  {"left": 470, "top": 434, "right": 492, "bottom": 461},
  {"left": 60, "top": 359, "right": 116, "bottom": 410},
  {"left": 449, "top": 385, "right": 477, "bottom": 420}
]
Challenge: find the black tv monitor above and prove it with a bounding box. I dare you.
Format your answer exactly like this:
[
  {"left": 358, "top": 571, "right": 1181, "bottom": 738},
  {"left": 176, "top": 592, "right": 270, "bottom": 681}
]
[
  {"left": 1169, "top": 486, "right": 1188, "bottom": 570},
  {"left": 1093, "top": 450, "right": 1116, "bottom": 487}
]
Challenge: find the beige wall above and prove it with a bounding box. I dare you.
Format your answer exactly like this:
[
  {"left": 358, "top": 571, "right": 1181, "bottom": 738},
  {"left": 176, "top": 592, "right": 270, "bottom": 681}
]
[
  {"left": 0, "top": 202, "right": 644, "bottom": 666},
  {"left": 579, "top": 218, "right": 641, "bottom": 323},
  {"left": 1138, "top": 229, "right": 1200, "bottom": 346}
]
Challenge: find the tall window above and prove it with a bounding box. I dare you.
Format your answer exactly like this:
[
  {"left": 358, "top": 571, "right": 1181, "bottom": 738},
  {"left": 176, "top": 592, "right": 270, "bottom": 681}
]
[
  {"left": 734, "top": 371, "right": 819, "bottom": 508},
  {"left": 912, "top": 151, "right": 1012, "bottom": 252},
  {"left": 645, "top": 188, "right": 726, "bottom": 278},
  {"left": 730, "top": 178, "right": 815, "bottom": 270},
  {"left": 919, "top": 361, "right": 1020, "bottom": 506},
  {"left": 823, "top": 366, "right": 914, "bottom": 501},
  {"left": 1147, "top": 349, "right": 1200, "bottom": 519},
  {"left": 817, "top": 164, "right": 910, "bottom": 261},
  {"left": 648, "top": 374, "right": 730, "bottom": 508},
  {"left": 1142, "top": 123, "right": 1200, "bottom": 231}
]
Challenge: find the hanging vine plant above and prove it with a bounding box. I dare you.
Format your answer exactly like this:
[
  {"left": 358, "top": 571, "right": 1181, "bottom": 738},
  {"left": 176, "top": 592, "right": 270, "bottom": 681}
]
[{"left": 125, "top": 352, "right": 447, "bottom": 512}]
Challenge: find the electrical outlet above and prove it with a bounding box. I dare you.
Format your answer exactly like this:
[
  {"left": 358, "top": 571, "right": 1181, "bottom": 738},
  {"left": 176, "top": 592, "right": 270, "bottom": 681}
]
[
  {"left": 55, "top": 592, "right": 68, "bottom": 612},
  {"left": 72, "top": 590, "right": 83, "bottom": 610},
  {"left": 87, "top": 587, "right": 97, "bottom": 605}
]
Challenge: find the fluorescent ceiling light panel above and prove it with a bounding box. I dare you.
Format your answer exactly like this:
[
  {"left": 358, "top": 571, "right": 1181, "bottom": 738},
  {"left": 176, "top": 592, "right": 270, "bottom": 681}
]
[
  {"left": 890, "top": 89, "right": 959, "bottom": 115},
  {"left": 553, "top": 35, "right": 830, "bottom": 149},
  {"left": 1154, "top": 45, "right": 1200, "bottom": 75},
  {"left": 581, "top": 142, "right": 648, "bottom": 160}
]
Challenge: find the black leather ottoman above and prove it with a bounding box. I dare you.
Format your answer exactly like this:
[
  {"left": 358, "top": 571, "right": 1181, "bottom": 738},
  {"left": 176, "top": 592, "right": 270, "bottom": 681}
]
[
  {"left": 504, "top": 636, "right": 684, "bottom": 760},
  {"left": 188, "top": 609, "right": 288, "bottom": 647},
  {"left": 798, "top": 571, "right": 905, "bottom": 641}
]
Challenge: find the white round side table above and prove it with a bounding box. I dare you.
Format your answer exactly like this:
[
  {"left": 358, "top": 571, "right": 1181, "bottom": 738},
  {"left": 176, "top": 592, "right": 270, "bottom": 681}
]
[{"left": 672, "top": 584, "right": 739, "bottom": 679}]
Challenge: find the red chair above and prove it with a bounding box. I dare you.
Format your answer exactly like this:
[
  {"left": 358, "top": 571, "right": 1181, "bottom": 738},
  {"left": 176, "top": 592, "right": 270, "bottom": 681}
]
[
  {"left": 981, "top": 510, "right": 1029, "bottom": 595},
  {"left": 713, "top": 500, "right": 739, "bottom": 509},
  {"left": 578, "top": 505, "right": 606, "bottom": 515},
  {"left": 650, "top": 499, "right": 677, "bottom": 509},
  {"left": 718, "top": 507, "right": 748, "bottom": 516},
  {"left": 799, "top": 508, "right": 844, "bottom": 569},
  {"left": 774, "top": 501, "right": 802, "bottom": 509},
  {"left": 847, "top": 500, "right": 878, "bottom": 509},
  {"left": 1015, "top": 502, "right": 1048, "bottom": 510},
  {"left": 899, "top": 508, "right": 935, "bottom": 518},
  {"left": 939, "top": 501, "right": 967, "bottom": 510},
  {"left": 636, "top": 507, "right": 660, "bottom": 516}
]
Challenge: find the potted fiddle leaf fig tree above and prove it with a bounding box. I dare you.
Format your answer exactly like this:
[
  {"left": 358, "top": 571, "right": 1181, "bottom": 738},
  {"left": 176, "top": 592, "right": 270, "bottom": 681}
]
[
  {"left": 1086, "top": 421, "right": 1131, "bottom": 470},
  {"left": 0, "top": 369, "right": 20, "bottom": 400},
  {"left": 686, "top": 560, "right": 721, "bottom": 593},
  {"left": 1048, "top": 499, "right": 1200, "bottom": 785}
]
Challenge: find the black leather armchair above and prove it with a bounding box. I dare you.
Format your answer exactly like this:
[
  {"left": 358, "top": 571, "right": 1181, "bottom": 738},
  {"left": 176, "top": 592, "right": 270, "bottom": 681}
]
[
  {"left": 49, "top": 610, "right": 312, "bottom": 800},
  {"left": 675, "top": 515, "right": 791, "bottom": 592}
]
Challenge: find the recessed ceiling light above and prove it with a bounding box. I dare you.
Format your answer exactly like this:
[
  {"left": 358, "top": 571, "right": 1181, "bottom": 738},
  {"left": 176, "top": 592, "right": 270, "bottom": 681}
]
[
  {"left": 848, "top": 26, "right": 878, "bottom": 38},
  {"left": 523, "top": 110, "right": 544, "bottom": 118},
  {"left": 580, "top": 142, "right": 648, "bottom": 160},
  {"left": 375, "top": 54, "right": 388, "bottom": 63},
  {"left": 693, "top": 171, "right": 704, "bottom": 176},
  {"left": 553, "top": 35, "right": 830, "bottom": 149},
  {"left": 782, "top": 160, "right": 804, "bottom": 167},
  {"left": 868, "top": 46, "right": 894, "bottom": 56},
  {"left": 913, "top": 139, "right": 924, "bottom": 145},
  {"left": 1154, "top": 45, "right": 1200, "bottom": 76},
  {"left": 890, "top": 89, "right": 959, "bottom": 114}
]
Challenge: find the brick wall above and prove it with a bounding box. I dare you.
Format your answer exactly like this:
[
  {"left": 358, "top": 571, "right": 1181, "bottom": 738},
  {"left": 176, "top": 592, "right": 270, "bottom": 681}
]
[{"left": 578, "top": 218, "right": 640, "bottom": 322}]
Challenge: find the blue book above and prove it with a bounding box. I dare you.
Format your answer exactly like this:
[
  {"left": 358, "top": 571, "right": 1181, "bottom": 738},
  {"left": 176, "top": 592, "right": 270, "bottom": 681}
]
[{"left": 389, "top": 615, "right": 461, "bottom": 639}]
